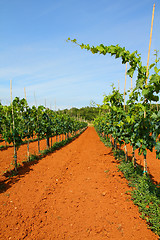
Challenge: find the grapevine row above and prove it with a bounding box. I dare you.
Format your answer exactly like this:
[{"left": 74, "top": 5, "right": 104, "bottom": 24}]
[
  {"left": 68, "top": 39, "right": 160, "bottom": 173},
  {"left": 0, "top": 97, "right": 87, "bottom": 172}
]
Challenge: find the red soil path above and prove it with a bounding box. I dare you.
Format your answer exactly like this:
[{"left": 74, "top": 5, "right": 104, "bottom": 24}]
[{"left": 0, "top": 127, "right": 159, "bottom": 239}]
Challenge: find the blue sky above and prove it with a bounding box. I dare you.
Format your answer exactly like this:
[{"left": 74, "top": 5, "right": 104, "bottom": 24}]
[{"left": 0, "top": 0, "right": 160, "bottom": 109}]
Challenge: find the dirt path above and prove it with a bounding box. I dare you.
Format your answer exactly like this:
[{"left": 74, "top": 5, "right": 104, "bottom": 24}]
[{"left": 0, "top": 127, "right": 158, "bottom": 239}]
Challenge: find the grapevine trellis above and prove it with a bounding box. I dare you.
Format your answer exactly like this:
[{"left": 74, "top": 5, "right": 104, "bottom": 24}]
[
  {"left": 0, "top": 97, "right": 87, "bottom": 172},
  {"left": 67, "top": 38, "right": 160, "bottom": 173}
]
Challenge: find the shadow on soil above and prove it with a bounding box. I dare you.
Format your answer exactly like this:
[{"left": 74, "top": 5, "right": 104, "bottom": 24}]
[
  {"left": 0, "top": 129, "right": 87, "bottom": 194},
  {"left": 0, "top": 145, "right": 13, "bottom": 151}
]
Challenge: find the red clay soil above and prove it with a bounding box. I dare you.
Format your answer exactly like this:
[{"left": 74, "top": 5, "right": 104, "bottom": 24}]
[
  {"left": 0, "top": 136, "right": 58, "bottom": 177},
  {"left": 0, "top": 127, "right": 159, "bottom": 239}
]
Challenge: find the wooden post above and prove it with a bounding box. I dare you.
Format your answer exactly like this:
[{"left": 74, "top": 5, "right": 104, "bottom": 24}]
[
  {"left": 143, "top": 153, "right": 147, "bottom": 174},
  {"left": 34, "top": 92, "right": 40, "bottom": 153},
  {"left": 38, "top": 139, "right": 40, "bottom": 153},
  {"left": 26, "top": 89, "right": 29, "bottom": 158},
  {"left": 34, "top": 91, "right": 37, "bottom": 107},
  {"left": 146, "top": 3, "right": 155, "bottom": 83},
  {"left": 144, "top": 3, "right": 155, "bottom": 174},
  {"left": 10, "top": 80, "right": 18, "bottom": 172},
  {"left": 124, "top": 145, "right": 128, "bottom": 161},
  {"left": 24, "top": 90, "right": 30, "bottom": 160},
  {"left": 55, "top": 99, "right": 56, "bottom": 111},
  {"left": 27, "top": 126, "right": 30, "bottom": 161},
  {"left": 129, "top": 64, "right": 133, "bottom": 92},
  {"left": 24, "top": 87, "right": 26, "bottom": 100},
  {"left": 132, "top": 146, "right": 136, "bottom": 166},
  {"left": 124, "top": 63, "right": 127, "bottom": 110}
]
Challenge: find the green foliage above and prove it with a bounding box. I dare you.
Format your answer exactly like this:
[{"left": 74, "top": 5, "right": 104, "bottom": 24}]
[
  {"left": 67, "top": 38, "right": 142, "bottom": 78},
  {"left": 58, "top": 106, "right": 100, "bottom": 122},
  {"left": 67, "top": 38, "right": 160, "bottom": 102},
  {"left": 1, "top": 99, "right": 88, "bottom": 145},
  {"left": 0, "top": 98, "right": 88, "bottom": 171},
  {"left": 4, "top": 126, "right": 87, "bottom": 178},
  {"left": 118, "top": 158, "right": 160, "bottom": 236},
  {"left": 68, "top": 39, "right": 160, "bottom": 162}
]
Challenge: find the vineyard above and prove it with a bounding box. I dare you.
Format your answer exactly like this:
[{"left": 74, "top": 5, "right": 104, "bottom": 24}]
[
  {"left": 0, "top": 126, "right": 159, "bottom": 239},
  {"left": 0, "top": 56, "right": 160, "bottom": 239},
  {"left": 0, "top": 97, "right": 87, "bottom": 174},
  {"left": 1, "top": 84, "right": 160, "bottom": 238},
  {"left": 1, "top": 77, "right": 160, "bottom": 239},
  {"left": 1, "top": 4, "right": 160, "bottom": 239},
  {"left": 68, "top": 38, "right": 160, "bottom": 174},
  {"left": 1, "top": 0, "right": 160, "bottom": 239}
]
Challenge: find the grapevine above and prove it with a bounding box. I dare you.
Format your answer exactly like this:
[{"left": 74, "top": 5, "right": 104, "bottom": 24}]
[
  {"left": 67, "top": 38, "right": 160, "bottom": 173},
  {"left": 0, "top": 98, "right": 87, "bottom": 172}
]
